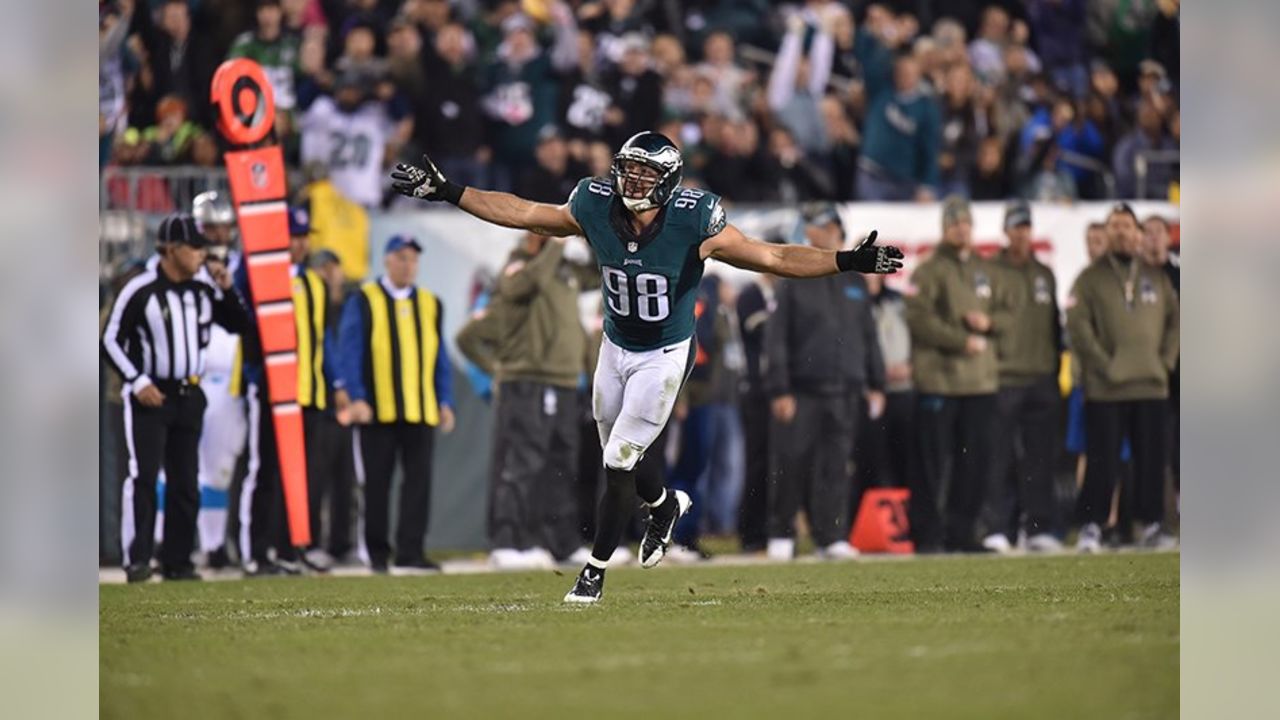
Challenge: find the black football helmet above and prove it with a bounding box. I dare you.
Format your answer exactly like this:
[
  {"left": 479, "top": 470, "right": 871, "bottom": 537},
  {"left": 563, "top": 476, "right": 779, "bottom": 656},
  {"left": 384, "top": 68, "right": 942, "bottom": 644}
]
[{"left": 610, "top": 131, "right": 683, "bottom": 212}]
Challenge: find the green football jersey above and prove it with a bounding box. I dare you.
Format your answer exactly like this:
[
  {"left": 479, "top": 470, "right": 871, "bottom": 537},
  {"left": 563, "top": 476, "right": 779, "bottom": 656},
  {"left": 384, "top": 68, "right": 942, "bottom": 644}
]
[{"left": 568, "top": 176, "right": 727, "bottom": 351}]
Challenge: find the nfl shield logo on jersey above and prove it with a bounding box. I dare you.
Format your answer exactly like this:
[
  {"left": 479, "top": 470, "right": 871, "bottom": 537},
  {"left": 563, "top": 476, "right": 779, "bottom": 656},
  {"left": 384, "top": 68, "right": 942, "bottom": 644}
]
[{"left": 627, "top": 241, "right": 638, "bottom": 252}]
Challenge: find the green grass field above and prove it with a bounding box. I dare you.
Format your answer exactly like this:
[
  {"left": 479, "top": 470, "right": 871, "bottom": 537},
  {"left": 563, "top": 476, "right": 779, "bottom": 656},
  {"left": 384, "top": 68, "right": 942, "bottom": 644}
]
[{"left": 101, "top": 554, "right": 1178, "bottom": 719}]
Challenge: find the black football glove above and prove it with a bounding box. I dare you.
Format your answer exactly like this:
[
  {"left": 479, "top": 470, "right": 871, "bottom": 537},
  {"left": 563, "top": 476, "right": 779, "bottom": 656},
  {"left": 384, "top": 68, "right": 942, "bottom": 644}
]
[
  {"left": 837, "top": 231, "right": 904, "bottom": 274},
  {"left": 390, "top": 155, "right": 464, "bottom": 204}
]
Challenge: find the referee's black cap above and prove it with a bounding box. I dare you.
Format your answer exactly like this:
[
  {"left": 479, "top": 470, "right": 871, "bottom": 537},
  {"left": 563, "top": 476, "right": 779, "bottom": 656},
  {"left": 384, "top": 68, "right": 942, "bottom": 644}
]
[{"left": 157, "top": 213, "right": 209, "bottom": 248}]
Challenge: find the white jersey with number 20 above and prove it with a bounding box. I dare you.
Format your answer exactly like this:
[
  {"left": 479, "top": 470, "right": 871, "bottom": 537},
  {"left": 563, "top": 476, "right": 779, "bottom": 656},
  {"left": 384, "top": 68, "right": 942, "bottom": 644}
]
[{"left": 300, "top": 96, "right": 392, "bottom": 208}]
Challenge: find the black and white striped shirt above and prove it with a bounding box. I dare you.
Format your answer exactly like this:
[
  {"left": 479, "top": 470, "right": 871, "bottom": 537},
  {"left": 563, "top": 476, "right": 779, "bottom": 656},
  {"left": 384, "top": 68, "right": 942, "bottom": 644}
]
[{"left": 101, "top": 263, "right": 249, "bottom": 392}]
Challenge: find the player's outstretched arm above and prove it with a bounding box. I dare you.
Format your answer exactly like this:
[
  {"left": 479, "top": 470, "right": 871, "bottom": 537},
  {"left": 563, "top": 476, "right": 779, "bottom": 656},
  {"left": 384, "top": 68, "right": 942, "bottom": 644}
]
[
  {"left": 701, "top": 224, "right": 903, "bottom": 277},
  {"left": 390, "top": 155, "right": 582, "bottom": 237}
]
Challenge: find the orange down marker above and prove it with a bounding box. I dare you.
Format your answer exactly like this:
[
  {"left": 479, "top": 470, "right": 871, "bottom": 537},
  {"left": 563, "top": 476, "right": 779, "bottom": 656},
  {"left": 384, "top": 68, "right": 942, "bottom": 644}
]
[{"left": 211, "top": 59, "right": 311, "bottom": 547}]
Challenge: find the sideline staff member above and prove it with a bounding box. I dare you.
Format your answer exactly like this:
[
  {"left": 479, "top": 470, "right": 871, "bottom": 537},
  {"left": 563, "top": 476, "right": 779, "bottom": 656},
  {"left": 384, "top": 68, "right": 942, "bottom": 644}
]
[
  {"left": 235, "top": 207, "right": 334, "bottom": 575},
  {"left": 982, "top": 201, "right": 1065, "bottom": 553},
  {"left": 336, "top": 235, "right": 455, "bottom": 573},
  {"left": 906, "top": 197, "right": 1011, "bottom": 553},
  {"left": 1067, "top": 203, "right": 1179, "bottom": 552},
  {"left": 101, "top": 214, "right": 248, "bottom": 582},
  {"left": 765, "top": 203, "right": 885, "bottom": 561}
]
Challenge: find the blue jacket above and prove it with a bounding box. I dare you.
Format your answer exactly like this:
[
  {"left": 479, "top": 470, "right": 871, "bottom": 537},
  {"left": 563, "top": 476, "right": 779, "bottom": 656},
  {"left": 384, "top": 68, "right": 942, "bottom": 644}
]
[
  {"left": 233, "top": 260, "right": 338, "bottom": 396},
  {"left": 335, "top": 279, "right": 454, "bottom": 410}
]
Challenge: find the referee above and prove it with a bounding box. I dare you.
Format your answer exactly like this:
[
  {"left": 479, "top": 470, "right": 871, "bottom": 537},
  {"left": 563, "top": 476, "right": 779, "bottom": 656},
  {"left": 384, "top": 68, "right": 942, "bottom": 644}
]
[{"left": 101, "top": 214, "right": 249, "bottom": 582}]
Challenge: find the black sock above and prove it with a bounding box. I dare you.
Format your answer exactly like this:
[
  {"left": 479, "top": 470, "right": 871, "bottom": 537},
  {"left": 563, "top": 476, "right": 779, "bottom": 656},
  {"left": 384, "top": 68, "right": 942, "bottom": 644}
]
[
  {"left": 635, "top": 449, "right": 667, "bottom": 506},
  {"left": 589, "top": 466, "right": 636, "bottom": 564}
]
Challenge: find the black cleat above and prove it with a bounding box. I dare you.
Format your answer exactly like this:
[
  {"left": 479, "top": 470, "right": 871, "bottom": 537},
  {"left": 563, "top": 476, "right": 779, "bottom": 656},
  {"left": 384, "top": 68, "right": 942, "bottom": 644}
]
[
  {"left": 563, "top": 566, "right": 605, "bottom": 604},
  {"left": 205, "top": 546, "right": 231, "bottom": 570},
  {"left": 639, "top": 490, "right": 693, "bottom": 568},
  {"left": 125, "top": 564, "right": 153, "bottom": 584},
  {"left": 161, "top": 566, "right": 202, "bottom": 581},
  {"left": 244, "top": 559, "right": 287, "bottom": 577}
]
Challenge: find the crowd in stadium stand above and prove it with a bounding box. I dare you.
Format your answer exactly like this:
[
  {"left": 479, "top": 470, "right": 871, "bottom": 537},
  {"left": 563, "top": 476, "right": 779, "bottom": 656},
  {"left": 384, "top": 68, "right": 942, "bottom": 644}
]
[{"left": 99, "top": 0, "right": 1181, "bottom": 203}]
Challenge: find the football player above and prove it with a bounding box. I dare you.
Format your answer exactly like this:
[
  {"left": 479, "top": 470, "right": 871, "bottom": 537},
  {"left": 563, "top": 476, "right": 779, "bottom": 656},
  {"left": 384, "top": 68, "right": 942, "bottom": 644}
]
[{"left": 392, "top": 131, "right": 902, "bottom": 603}]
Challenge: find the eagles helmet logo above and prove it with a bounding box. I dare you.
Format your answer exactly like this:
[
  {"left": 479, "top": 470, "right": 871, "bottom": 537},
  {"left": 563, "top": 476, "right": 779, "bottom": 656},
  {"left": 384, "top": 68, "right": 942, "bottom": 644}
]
[{"left": 611, "top": 131, "right": 683, "bottom": 213}]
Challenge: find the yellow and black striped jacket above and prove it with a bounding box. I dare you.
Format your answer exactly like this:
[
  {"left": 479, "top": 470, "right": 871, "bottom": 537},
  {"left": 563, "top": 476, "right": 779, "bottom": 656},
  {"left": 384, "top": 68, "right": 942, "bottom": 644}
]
[
  {"left": 335, "top": 278, "right": 453, "bottom": 425},
  {"left": 231, "top": 264, "right": 330, "bottom": 410}
]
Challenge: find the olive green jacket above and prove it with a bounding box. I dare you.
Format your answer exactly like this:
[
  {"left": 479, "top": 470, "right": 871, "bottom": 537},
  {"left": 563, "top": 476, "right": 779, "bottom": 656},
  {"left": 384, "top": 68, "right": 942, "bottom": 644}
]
[
  {"left": 456, "top": 241, "right": 600, "bottom": 389},
  {"left": 905, "top": 243, "right": 1014, "bottom": 396},
  {"left": 1066, "top": 253, "right": 1179, "bottom": 401},
  {"left": 993, "top": 250, "right": 1063, "bottom": 386}
]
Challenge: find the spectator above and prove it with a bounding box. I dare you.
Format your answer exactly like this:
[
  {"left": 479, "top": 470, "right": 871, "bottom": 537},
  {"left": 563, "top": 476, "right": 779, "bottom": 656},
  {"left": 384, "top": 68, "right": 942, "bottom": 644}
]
[
  {"left": 968, "top": 136, "right": 1013, "bottom": 200},
  {"left": 299, "top": 72, "right": 411, "bottom": 208},
  {"left": 766, "top": 11, "right": 834, "bottom": 158},
  {"left": 419, "top": 22, "right": 491, "bottom": 189},
  {"left": 455, "top": 232, "right": 599, "bottom": 569},
  {"left": 1149, "top": 0, "right": 1180, "bottom": 86},
  {"left": 1087, "top": 0, "right": 1158, "bottom": 84},
  {"left": 146, "top": 0, "right": 217, "bottom": 127},
  {"left": 119, "top": 95, "right": 205, "bottom": 166},
  {"left": 1027, "top": 0, "right": 1089, "bottom": 98},
  {"left": 336, "top": 236, "right": 456, "bottom": 573},
  {"left": 482, "top": 12, "right": 577, "bottom": 191},
  {"left": 905, "top": 197, "right": 1011, "bottom": 553},
  {"left": 980, "top": 202, "right": 1065, "bottom": 554},
  {"left": 1067, "top": 204, "right": 1178, "bottom": 552},
  {"left": 332, "top": 14, "right": 390, "bottom": 86},
  {"left": 1018, "top": 95, "right": 1105, "bottom": 198},
  {"left": 937, "top": 62, "right": 989, "bottom": 198},
  {"left": 228, "top": 0, "right": 301, "bottom": 135},
  {"left": 765, "top": 204, "right": 885, "bottom": 561},
  {"left": 515, "top": 126, "right": 582, "bottom": 204},
  {"left": 930, "top": 17, "right": 969, "bottom": 70},
  {"left": 702, "top": 119, "right": 774, "bottom": 202},
  {"left": 603, "top": 34, "right": 663, "bottom": 148},
  {"left": 189, "top": 133, "right": 222, "bottom": 168},
  {"left": 967, "top": 5, "right": 1010, "bottom": 85},
  {"left": 579, "top": 0, "right": 652, "bottom": 68},
  {"left": 559, "top": 30, "right": 613, "bottom": 147},
  {"left": 858, "top": 50, "right": 941, "bottom": 201},
  {"left": 406, "top": 0, "right": 452, "bottom": 47},
  {"left": 696, "top": 31, "right": 753, "bottom": 116},
  {"left": 649, "top": 33, "right": 685, "bottom": 78},
  {"left": 387, "top": 17, "right": 428, "bottom": 138},
  {"left": 763, "top": 126, "right": 834, "bottom": 203},
  {"left": 584, "top": 138, "right": 613, "bottom": 177},
  {"left": 820, "top": 96, "right": 860, "bottom": 201},
  {"left": 99, "top": 0, "right": 134, "bottom": 168},
  {"left": 281, "top": 0, "right": 324, "bottom": 35},
  {"left": 1113, "top": 99, "right": 1177, "bottom": 199}
]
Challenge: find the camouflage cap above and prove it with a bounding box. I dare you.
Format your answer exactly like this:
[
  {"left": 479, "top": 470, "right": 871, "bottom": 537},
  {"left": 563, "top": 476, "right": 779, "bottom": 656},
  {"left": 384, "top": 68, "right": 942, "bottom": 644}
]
[{"left": 941, "top": 195, "right": 972, "bottom": 228}]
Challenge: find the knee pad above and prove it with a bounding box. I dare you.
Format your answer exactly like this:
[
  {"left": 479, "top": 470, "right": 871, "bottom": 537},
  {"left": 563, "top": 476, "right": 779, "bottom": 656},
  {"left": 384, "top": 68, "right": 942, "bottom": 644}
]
[{"left": 603, "top": 435, "right": 645, "bottom": 473}]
